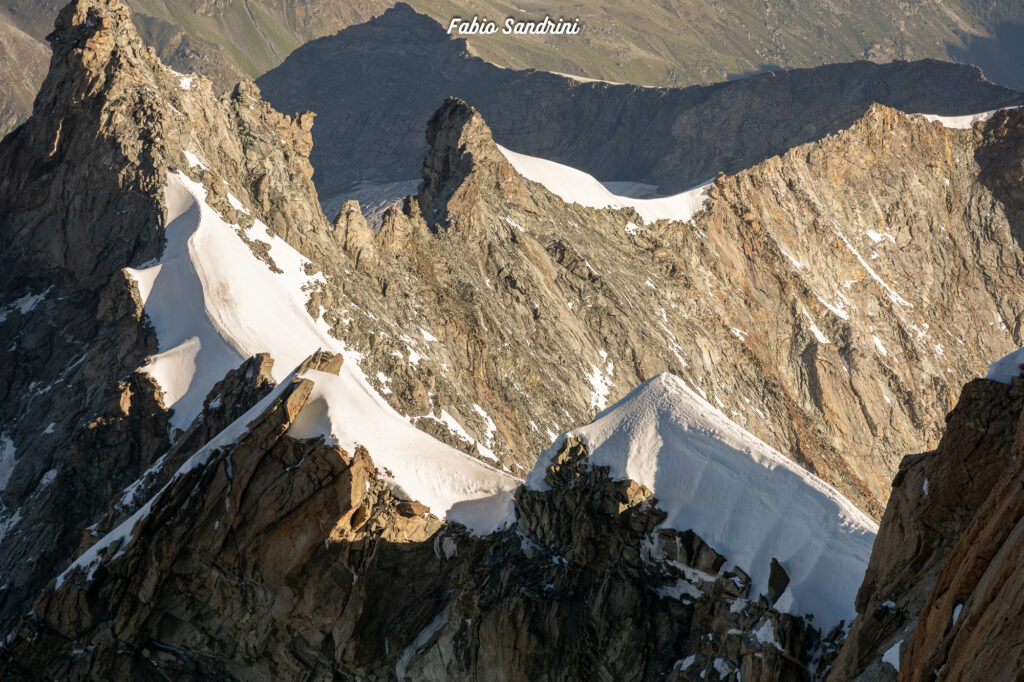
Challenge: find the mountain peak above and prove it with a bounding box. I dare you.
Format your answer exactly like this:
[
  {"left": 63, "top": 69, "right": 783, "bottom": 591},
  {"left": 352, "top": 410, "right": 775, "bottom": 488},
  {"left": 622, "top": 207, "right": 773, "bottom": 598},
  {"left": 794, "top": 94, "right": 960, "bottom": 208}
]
[
  {"left": 50, "top": 0, "right": 129, "bottom": 42},
  {"left": 416, "top": 96, "right": 508, "bottom": 228},
  {"left": 47, "top": 0, "right": 138, "bottom": 86}
]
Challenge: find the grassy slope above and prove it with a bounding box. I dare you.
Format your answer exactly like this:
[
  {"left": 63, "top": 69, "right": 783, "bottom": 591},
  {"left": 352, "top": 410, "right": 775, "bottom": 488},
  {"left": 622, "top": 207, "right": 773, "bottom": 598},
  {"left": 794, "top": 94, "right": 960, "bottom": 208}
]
[
  {"left": 2, "top": 0, "right": 1023, "bottom": 91},
  {"left": 0, "top": 16, "right": 49, "bottom": 134},
  {"left": 413, "top": 0, "right": 1020, "bottom": 86}
]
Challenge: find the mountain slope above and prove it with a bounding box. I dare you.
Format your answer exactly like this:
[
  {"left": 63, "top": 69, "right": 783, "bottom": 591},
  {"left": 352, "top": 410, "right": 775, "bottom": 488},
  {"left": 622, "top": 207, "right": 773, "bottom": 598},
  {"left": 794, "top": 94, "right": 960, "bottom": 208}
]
[
  {"left": 5, "top": 1, "right": 1024, "bottom": 142},
  {"left": 0, "top": 17, "right": 48, "bottom": 136},
  {"left": 337, "top": 95, "right": 1024, "bottom": 521},
  {"left": 828, "top": 350, "right": 1024, "bottom": 680},
  {"left": 416, "top": 1, "right": 1024, "bottom": 90},
  {"left": 0, "top": 0, "right": 382, "bottom": 632},
  {"left": 4, "top": 0, "right": 1024, "bottom": 97},
  {"left": 527, "top": 373, "right": 877, "bottom": 629},
  {"left": 255, "top": 3, "right": 1024, "bottom": 201},
  {"left": 5, "top": 0, "right": 1024, "bottom": 656},
  {"left": 1, "top": 362, "right": 875, "bottom": 680},
  {"left": 0, "top": 0, "right": 388, "bottom": 91},
  {"left": 132, "top": 169, "right": 518, "bottom": 530}
]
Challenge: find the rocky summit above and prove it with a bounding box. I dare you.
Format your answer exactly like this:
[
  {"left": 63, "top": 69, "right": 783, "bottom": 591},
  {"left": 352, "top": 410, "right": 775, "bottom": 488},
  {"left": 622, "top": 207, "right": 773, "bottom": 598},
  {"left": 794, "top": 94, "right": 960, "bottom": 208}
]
[
  {"left": 1, "top": 361, "right": 856, "bottom": 680},
  {"left": 4, "top": 0, "right": 1024, "bottom": 680},
  {"left": 349, "top": 95, "right": 1024, "bottom": 521}
]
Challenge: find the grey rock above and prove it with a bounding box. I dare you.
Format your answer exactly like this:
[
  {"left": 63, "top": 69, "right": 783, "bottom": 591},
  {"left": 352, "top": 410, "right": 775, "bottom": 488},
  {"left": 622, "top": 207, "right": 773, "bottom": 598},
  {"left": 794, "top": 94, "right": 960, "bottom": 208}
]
[{"left": 1, "top": 388, "right": 822, "bottom": 681}]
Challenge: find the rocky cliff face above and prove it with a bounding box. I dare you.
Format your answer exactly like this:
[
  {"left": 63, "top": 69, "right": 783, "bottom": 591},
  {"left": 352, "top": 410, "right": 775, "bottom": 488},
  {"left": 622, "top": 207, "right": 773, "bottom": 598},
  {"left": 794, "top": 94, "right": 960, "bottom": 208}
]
[
  {"left": 827, "top": 363, "right": 1024, "bottom": 680},
  {"left": 5, "top": 0, "right": 1024, "bottom": 633},
  {"left": 0, "top": 0, "right": 366, "bottom": 633},
  {"left": 0, "top": 354, "right": 833, "bottom": 681},
  {"left": 256, "top": 3, "right": 1024, "bottom": 200},
  {"left": 333, "top": 95, "right": 1024, "bottom": 521}
]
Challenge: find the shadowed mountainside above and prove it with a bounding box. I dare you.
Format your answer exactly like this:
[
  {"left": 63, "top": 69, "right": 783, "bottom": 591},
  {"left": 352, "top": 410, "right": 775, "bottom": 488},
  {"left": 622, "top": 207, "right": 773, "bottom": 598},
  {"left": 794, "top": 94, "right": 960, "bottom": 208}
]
[{"left": 256, "top": 3, "right": 1024, "bottom": 201}]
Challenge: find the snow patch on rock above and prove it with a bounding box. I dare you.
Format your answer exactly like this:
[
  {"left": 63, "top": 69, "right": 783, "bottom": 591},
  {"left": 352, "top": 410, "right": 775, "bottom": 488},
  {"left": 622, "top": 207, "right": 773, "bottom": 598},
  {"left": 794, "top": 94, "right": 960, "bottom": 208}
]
[
  {"left": 395, "top": 608, "right": 448, "bottom": 679},
  {"left": 182, "top": 150, "right": 206, "bottom": 170},
  {"left": 585, "top": 364, "right": 613, "bottom": 411},
  {"left": 497, "top": 144, "right": 711, "bottom": 224},
  {"left": 115, "top": 171, "right": 518, "bottom": 537},
  {"left": 287, "top": 369, "right": 516, "bottom": 532},
  {"left": 986, "top": 347, "right": 1024, "bottom": 385},
  {"left": 882, "top": 638, "right": 902, "bottom": 671},
  {"left": 916, "top": 106, "right": 1020, "bottom": 129}
]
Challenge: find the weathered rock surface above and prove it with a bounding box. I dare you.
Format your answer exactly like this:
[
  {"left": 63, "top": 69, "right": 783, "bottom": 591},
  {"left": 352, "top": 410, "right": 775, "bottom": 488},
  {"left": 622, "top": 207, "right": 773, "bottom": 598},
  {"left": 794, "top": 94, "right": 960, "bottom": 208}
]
[
  {"left": 256, "top": 3, "right": 1024, "bottom": 200},
  {"left": 8, "top": 0, "right": 1024, "bottom": 634},
  {"left": 0, "top": 17, "right": 48, "bottom": 137},
  {"left": 0, "top": 377, "right": 825, "bottom": 681},
  {"left": 898, "top": 391, "right": 1024, "bottom": 679},
  {"left": 827, "top": 376, "right": 1024, "bottom": 679},
  {"left": 7, "top": 1, "right": 1024, "bottom": 675},
  {"left": 825, "top": 362, "right": 1024, "bottom": 679},
  {"left": 341, "top": 95, "right": 1024, "bottom": 521},
  {"left": 0, "top": 0, "right": 363, "bottom": 632},
  {"left": 78, "top": 353, "right": 277, "bottom": 555}
]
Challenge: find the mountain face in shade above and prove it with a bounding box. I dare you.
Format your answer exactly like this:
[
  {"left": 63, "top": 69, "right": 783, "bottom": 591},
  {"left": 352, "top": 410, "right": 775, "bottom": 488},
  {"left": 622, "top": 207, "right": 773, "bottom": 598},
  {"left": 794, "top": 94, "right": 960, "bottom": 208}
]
[
  {"left": 256, "top": 3, "right": 1024, "bottom": 202},
  {"left": 0, "top": 0, "right": 362, "bottom": 633},
  {"left": 3, "top": 0, "right": 1023, "bottom": 139}
]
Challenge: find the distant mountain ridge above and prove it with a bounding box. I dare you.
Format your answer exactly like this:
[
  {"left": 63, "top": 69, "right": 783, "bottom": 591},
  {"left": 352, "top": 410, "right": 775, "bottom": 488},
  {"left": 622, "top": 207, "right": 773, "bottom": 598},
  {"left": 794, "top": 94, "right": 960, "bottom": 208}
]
[
  {"left": 5, "top": 4, "right": 1024, "bottom": 633},
  {"left": 0, "top": 17, "right": 48, "bottom": 136},
  {"left": 255, "top": 3, "right": 1024, "bottom": 202},
  {"left": 4, "top": 0, "right": 1023, "bottom": 93},
  {"left": 2, "top": 0, "right": 1024, "bottom": 139}
]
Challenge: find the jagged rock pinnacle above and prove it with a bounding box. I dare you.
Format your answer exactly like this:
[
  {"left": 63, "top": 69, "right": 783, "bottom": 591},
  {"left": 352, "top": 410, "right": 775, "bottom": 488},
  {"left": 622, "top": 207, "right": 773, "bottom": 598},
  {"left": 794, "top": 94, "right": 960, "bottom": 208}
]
[
  {"left": 332, "top": 199, "right": 376, "bottom": 269},
  {"left": 416, "top": 97, "right": 506, "bottom": 227},
  {"left": 45, "top": 0, "right": 140, "bottom": 98}
]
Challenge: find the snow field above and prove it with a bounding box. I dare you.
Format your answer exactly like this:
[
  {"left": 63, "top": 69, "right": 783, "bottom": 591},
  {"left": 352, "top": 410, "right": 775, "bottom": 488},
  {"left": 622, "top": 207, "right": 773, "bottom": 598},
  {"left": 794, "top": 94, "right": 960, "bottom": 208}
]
[{"left": 525, "top": 373, "right": 877, "bottom": 630}]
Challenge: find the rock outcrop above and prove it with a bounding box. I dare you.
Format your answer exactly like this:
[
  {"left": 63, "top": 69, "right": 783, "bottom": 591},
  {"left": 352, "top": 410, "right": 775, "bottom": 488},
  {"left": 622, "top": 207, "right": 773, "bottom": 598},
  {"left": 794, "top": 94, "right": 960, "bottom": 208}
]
[
  {"left": 828, "top": 362, "right": 1024, "bottom": 680},
  {"left": 7, "top": 0, "right": 1024, "bottom": 634},
  {"left": 899, "top": 397, "right": 1024, "bottom": 679},
  {"left": 340, "top": 95, "right": 1024, "bottom": 521},
  {"left": 6, "top": 1, "right": 1024, "bottom": 675},
  {"left": 827, "top": 376, "right": 1024, "bottom": 679},
  {"left": 0, "top": 365, "right": 826, "bottom": 681},
  {"left": 256, "top": 3, "right": 1024, "bottom": 200}
]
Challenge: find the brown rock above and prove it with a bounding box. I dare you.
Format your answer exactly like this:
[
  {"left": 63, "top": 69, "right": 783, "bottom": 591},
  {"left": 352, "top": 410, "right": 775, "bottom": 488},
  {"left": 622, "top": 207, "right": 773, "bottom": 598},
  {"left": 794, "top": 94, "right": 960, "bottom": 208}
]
[{"left": 830, "top": 378, "right": 1024, "bottom": 680}]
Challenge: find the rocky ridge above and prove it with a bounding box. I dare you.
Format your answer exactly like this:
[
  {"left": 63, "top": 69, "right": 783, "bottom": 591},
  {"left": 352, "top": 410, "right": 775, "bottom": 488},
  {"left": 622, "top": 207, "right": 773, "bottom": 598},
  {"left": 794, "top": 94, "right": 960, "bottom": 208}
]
[
  {"left": 0, "top": 351, "right": 837, "bottom": 681},
  {"left": 256, "top": 3, "right": 1024, "bottom": 200},
  {"left": 4, "top": 0, "right": 1024, "bottom": 672},
  {"left": 5, "top": 0, "right": 1024, "bottom": 631},
  {"left": 0, "top": 0, "right": 371, "bottom": 632},
  {"left": 339, "top": 95, "right": 1024, "bottom": 523}
]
